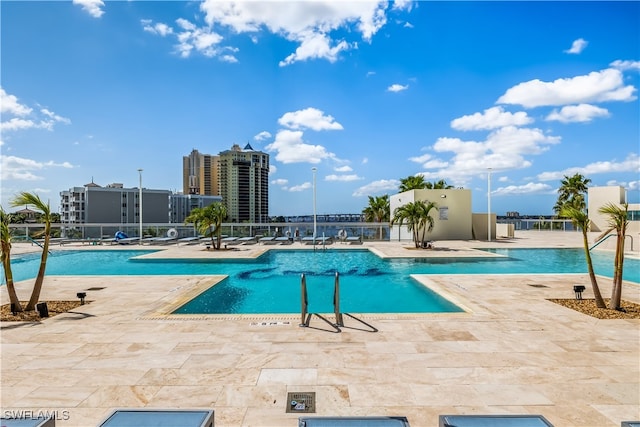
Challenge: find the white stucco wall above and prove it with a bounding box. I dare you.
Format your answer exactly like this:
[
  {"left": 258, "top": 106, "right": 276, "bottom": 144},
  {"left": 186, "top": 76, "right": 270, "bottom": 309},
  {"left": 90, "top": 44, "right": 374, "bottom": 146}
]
[{"left": 390, "top": 189, "right": 473, "bottom": 241}]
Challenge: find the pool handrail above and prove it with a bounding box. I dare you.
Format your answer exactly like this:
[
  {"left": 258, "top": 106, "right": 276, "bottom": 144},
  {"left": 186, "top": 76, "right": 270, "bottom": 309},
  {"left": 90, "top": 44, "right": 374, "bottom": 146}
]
[
  {"left": 300, "top": 273, "right": 309, "bottom": 327},
  {"left": 334, "top": 272, "right": 343, "bottom": 327}
]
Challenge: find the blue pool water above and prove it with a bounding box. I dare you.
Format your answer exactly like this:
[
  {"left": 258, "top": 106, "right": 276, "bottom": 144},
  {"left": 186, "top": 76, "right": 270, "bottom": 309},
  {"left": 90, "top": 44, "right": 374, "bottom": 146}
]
[{"left": 3, "top": 248, "right": 638, "bottom": 314}]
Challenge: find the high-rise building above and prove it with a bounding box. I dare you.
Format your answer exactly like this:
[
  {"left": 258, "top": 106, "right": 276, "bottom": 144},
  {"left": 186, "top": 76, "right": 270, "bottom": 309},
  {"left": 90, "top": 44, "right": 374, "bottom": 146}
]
[
  {"left": 218, "top": 143, "right": 269, "bottom": 223},
  {"left": 182, "top": 149, "right": 219, "bottom": 196}
]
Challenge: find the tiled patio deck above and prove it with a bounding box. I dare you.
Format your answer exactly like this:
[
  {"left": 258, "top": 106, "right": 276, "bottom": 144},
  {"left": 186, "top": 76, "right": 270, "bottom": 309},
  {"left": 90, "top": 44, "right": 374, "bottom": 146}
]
[{"left": 1, "top": 231, "right": 639, "bottom": 426}]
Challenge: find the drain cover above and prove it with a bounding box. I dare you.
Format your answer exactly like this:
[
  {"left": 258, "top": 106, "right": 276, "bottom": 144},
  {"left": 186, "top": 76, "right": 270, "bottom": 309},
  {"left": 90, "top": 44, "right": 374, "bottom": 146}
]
[
  {"left": 85, "top": 287, "right": 106, "bottom": 291},
  {"left": 286, "top": 392, "right": 315, "bottom": 413}
]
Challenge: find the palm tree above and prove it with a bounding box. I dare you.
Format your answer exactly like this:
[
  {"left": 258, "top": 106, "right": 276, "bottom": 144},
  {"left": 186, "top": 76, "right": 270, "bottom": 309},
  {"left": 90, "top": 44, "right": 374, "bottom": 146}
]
[
  {"left": 598, "top": 203, "right": 628, "bottom": 310},
  {"left": 425, "top": 179, "right": 454, "bottom": 189},
  {"left": 362, "top": 195, "right": 390, "bottom": 240},
  {"left": 560, "top": 206, "right": 606, "bottom": 308},
  {"left": 398, "top": 175, "right": 426, "bottom": 193},
  {"left": 185, "top": 202, "right": 228, "bottom": 250},
  {"left": 10, "top": 192, "right": 52, "bottom": 311},
  {"left": 1, "top": 207, "right": 23, "bottom": 313},
  {"left": 391, "top": 200, "right": 438, "bottom": 248},
  {"left": 554, "top": 173, "right": 591, "bottom": 214}
]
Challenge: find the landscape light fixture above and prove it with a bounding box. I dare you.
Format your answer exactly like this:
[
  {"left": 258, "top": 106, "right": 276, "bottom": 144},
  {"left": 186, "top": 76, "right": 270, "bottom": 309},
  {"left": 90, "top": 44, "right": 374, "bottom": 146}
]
[
  {"left": 573, "top": 285, "right": 586, "bottom": 300},
  {"left": 77, "top": 292, "right": 87, "bottom": 304}
]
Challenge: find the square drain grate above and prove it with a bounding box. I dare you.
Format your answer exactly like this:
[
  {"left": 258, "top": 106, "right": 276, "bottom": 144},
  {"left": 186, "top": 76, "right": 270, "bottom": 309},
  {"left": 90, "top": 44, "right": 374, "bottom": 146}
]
[
  {"left": 528, "top": 284, "right": 549, "bottom": 288},
  {"left": 86, "top": 287, "right": 106, "bottom": 291},
  {"left": 286, "top": 392, "right": 315, "bottom": 413}
]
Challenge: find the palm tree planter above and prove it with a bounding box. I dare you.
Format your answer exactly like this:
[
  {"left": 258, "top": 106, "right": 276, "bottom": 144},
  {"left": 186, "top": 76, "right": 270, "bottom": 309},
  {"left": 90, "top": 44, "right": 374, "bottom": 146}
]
[
  {"left": 185, "top": 202, "right": 228, "bottom": 250},
  {"left": 391, "top": 200, "right": 438, "bottom": 248},
  {"left": 598, "top": 203, "right": 629, "bottom": 310}
]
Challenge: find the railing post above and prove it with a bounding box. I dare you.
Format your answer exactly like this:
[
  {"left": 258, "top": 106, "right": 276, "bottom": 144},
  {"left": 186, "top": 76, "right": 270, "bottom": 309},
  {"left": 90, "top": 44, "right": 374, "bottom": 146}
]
[
  {"left": 300, "top": 273, "right": 308, "bottom": 327},
  {"left": 333, "top": 272, "right": 343, "bottom": 327}
]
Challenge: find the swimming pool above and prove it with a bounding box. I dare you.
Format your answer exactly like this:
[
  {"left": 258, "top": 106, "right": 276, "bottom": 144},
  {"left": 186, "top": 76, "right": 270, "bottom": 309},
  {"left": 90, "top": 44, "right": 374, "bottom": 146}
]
[{"left": 4, "top": 248, "right": 639, "bottom": 314}]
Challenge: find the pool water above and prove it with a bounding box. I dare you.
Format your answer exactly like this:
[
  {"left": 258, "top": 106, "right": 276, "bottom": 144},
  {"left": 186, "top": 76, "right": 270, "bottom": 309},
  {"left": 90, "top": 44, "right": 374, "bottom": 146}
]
[{"left": 3, "top": 248, "right": 638, "bottom": 314}]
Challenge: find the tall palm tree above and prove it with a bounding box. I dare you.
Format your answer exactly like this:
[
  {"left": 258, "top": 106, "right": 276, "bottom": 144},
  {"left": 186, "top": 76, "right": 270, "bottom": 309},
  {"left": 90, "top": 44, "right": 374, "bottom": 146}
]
[
  {"left": 185, "top": 202, "right": 228, "bottom": 250},
  {"left": 1, "top": 207, "right": 23, "bottom": 313},
  {"left": 398, "top": 175, "right": 426, "bottom": 193},
  {"left": 425, "top": 179, "right": 454, "bottom": 189},
  {"left": 560, "top": 206, "right": 606, "bottom": 308},
  {"left": 362, "top": 195, "right": 390, "bottom": 240},
  {"left": 554, "top": 173, "right": 591, "bottom": 214},
  {"left": 391, "top": 200, "right": 438, "bottom": 248},
  {"left": 10, "top": 192, "right": 52, "bottom": 311},
  {"left": 598, "top": 203, "right": 628, "bottom": 310}
]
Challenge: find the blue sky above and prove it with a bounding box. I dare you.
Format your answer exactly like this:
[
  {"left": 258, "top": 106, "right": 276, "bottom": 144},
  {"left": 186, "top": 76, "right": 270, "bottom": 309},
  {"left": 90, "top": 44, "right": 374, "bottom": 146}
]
[{"left": 1, "top": 1, "right": 639, "bottom": 218}]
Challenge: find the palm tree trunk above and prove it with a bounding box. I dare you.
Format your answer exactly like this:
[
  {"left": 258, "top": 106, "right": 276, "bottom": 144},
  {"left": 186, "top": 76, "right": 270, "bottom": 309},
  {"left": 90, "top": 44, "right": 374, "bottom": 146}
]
[
  {"left": 581, "top": 230, "right": 605, "bottom": 308},
  {"left": 25, "top": 227, "right": 50, "bottom": 311},
  {"left": 1, "top": 252, "right": 23, "bottom": 312},
  {"left": 611, "top": 233, "right": 625, "bottom": 309}
]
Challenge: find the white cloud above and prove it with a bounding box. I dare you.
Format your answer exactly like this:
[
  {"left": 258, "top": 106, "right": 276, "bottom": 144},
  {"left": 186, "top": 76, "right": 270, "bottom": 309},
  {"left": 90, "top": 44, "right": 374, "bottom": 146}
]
[
  {"left": 0, "top": 155, "right": 72, "bottom": 181},
  {"left": 271, "top": 178, "right": 288, "bottom": 185},
  {"left": 387, "top": 83, "right": 408, "bottom": 92},
  {"left": 537, "top": 153, "right": 640, "bottom": 181},
  {"left": 606, "top": 179, "right": 640, "bottom": 191},
  {"left": 361, "top": 157, "right": 368, "bottom": 164},
  {"left": 451, "top": 106, "right": 533, "bottom": 131},
  {"left": 1, "top": 118, "right": 37, "bottom": 132},
  {"left": 497, "top": 68, "right": 637, "bottom": 108},
  {"left": 289, "top": 182, "right": 312, "bottom": 192},
  {"left": 278, "top": 107, "right": 343, "bottom": 131},
  {"left": 610, "top": 60, "right": 640, "bottom": 71},
  {"left": 141, "top": 20, "right": 174, "bottom": 37},
  {"left": 265, "top": 129, "right": 336, "bottom": 164},
  {"left": 352, "top": 179, "right": 399, "bottom": 197},
  {"left": 366, "top": 71, "right": 376, "bottom": 77},
  {"left": 144, "top": 0, "right": 407, "bottom": 65},
  {"left": 545, "top": 104, "right": 610, "bottom": 123},
  {"left": 254, "top": 131, "right": 272, "bottom": 141},
  {"left": 334, "top": 165, "right": 353, "bottom": 172},
  {"left": 564, "top": 38, "right": 588, "bottom": 54},
  {"left": 325, "top": 174, "right": 362, "bottom": 182},
  {"left": 72, "top": 0, "right": 105, "bottom": 18},
  {"left": 1, "top": 88, "right": 33, "bottom": 116},
  {"left": 492, "top": 182, "right": 554, "bottom": 196}
]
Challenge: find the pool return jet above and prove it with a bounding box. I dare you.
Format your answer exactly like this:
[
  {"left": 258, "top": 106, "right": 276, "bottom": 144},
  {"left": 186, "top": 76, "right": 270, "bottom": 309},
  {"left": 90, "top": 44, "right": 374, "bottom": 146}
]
[{"left": 299, "top": 272, "right": 378, "bottom": 333}]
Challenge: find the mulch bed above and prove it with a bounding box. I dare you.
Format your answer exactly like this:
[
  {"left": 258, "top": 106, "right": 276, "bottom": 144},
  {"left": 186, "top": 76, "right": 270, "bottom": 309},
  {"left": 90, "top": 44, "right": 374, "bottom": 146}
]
[
  {"left": 548, "top": 298, "right": 640, "bottom": 319},
  {"left": 1, "top": 301, "right": 85, "bottom": 322}
]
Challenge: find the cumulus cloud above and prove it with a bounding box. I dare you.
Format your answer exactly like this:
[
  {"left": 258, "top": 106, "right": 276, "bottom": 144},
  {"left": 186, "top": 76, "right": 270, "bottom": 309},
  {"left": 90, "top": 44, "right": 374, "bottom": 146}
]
[
  {"left": 72, "top": 0, "right": 105, "bottom": 18},
  {"left": 545, "top": 104, "right": 610, "bottom": 123},
  {"left": 387, "top": 83, "right": 408, "bottom": 92},
  {"left": 408, "top": 153, "right": 449, "bottom": 170},
  {"left": 0, "top": 155, "right": 73, "bottom": 181},
  {"left": 325, "top": 174, "right": 362, "bottom": 182},
  {"left": 254, "top": 131, "right": 272, "bottom": 141},
  {"left": 496, "top": 68, "right": 637, "bottom": 108},
  {"left": 451, "top": 106, "right": 533, "bottom": 131},
  {"left": 278, "top": 107, "right": 343, "bottom": 131},
  {"left": 606, "top": 179, "right": 640, "bottom": 191},
  {"left": 537, "top": 153, "right": 640, "bottom": 181},
  {"left": 1, "top": 88, "right": 33, "bottom": 116},
  {"left": 265, "top": 129, "right": 336, "bottom": 164},
  {"left": 1, "top": 89, "right": 70, "bottom": 133},
  {"left": 141, "top": 20, "right": 174, "bottom": 36},
  {"left": 271, "top": 178, "right": 288, "bottom": 185},
  {"left": 289, "top": 182, "right": 312, "bottom": 192},
  {"left": 334, "top": 165, "right": 353, "bottom": 172},
  {"left": 564, "top": 38, "right": 588, "bottom": 54},
  {"left": 492, "top": 182, "right": 554, "bottom": 196},
  {"left": 144, "top": 1, "right": 409, "bottom": 65},
  {"left": 352, "top": 179, "right": 399, "bottom": 197},
  {"left": 610, "top": 60, "right": 640, "bottom": 71}
]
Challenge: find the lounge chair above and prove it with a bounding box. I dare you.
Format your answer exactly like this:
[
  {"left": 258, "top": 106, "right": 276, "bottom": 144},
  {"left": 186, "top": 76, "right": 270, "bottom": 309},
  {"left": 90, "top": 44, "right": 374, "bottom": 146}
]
[
  {"left": 98, "top": 409, "right": 214, "bottom": 427},
  {"left": 221, "top": 236, "right": 240, "bottom": 246},
  {"left": 238, "top": 236, "right": 257, "bottom": 245},
  {"left": 438, "top": 414, "right": 554, "bottom": 427},
  {"left": 178, "top": 236, "right": 202, "bottom": 245},
  {"left": 346, "top": 236, "right": 362, "bottom": 245},
  {"left": 299, "top": 417, "right": 410, "bottom": 427},
  {"left": 275, "top": 236, "right": 293, "bottom": 245},
  {"left": 259, "top": 236, "right": 276, "bottom": 244}
]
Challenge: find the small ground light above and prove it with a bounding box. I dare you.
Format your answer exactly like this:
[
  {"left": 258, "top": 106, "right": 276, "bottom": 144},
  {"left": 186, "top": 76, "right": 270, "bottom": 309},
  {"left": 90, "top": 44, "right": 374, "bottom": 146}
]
[
  {"left": 573, "top": 285, "right": 585, "bottom": 300},
  {"left": 77, "top": 292, "right": 87, "bottom": 304}
]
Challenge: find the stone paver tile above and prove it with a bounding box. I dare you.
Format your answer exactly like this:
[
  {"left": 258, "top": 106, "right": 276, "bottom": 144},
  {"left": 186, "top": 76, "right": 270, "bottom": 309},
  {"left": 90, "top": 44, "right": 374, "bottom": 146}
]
[
  {"left": 348, "top": 383, "right": 417, "bottom": 407},
  {"left": 78, "top": 385, "right": 162, "bottom": 407},
  {"left": 365, "top": 341, "right": 418, "bottom": 354},
  {"left": 410, "top": 385, "right": 485, "bottom": 406},
  {"left": 316, "top": 367, "right": 379, "bottom": 385},
  {"left": 15, "top": 386, "right": 97, "bottom": 407},
  {"left": 593, "top": 404, "right": 640, "bottom": 426},
  {"left": 70, "top": 369, "right": 148, "bottom": 386},
  {"left": 145, "top": 385, "right": 222, "bottom": 407},
  {"left": 74, "top": 353, "right": 190, "bottom": 370},
  {"left": 473, "top": 384, "right": 553, "bottom": 406},
  {"left": 240, "top": 407, "right": 300, "bottom": 427},
  {"left": 206, "top": 406, "right": 246, "bottom": 427},
  {"left": 535, "top": 404, "right": 621, "bottom": 427},
  {"left": 216, "top": 384, "right": 287, "bottom": 408},
  {"left": 0, "top": 385, "right": 39, "bottom": 406},
  {"left": 180, "top": 353, "right": 241, "bottom": 369},
  {"left": 18, "top": 355, "right": 88, "bottom": 370},
  {"left": 257, "top": 368, "right": 317, "bottom": 385}
]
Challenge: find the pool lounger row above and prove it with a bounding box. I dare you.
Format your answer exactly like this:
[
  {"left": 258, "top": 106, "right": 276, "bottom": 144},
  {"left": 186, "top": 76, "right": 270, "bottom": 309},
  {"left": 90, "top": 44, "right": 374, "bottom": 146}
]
[{"left": 301, "top": 236, "right": 334, "bottom": 245}]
